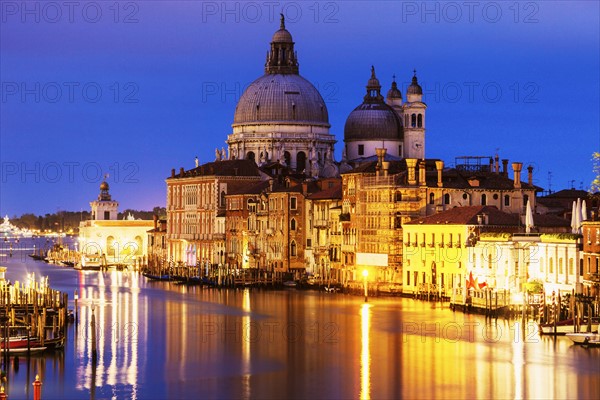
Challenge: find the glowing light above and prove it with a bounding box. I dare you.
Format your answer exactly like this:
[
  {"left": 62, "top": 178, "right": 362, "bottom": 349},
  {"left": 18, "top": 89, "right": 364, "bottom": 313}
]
[
  {"left": 360, "top": 303, "right": 371, "bottom": 400},
  {"left": 362, "top": 269, "right": 369, "bottom": 278}
]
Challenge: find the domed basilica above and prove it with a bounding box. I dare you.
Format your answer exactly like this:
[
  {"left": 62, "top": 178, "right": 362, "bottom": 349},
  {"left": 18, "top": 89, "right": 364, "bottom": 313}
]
[{"left": 226, "top": 15, "right": 427, "bottom": 176}]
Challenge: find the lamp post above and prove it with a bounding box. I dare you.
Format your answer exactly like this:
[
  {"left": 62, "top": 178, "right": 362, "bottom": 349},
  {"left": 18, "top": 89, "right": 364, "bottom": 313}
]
[{"left": 363, "top": 269, "right": 369, "bottom": 302}]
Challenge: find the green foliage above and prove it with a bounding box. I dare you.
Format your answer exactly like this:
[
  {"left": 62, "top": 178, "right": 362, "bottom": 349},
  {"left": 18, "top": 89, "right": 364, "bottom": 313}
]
[
  {"left": 540, "top": 233, "right": 581, "bottom": 243},
  {"left": 479, "top": 232, "right": 512, "bottom": 241},
  {"left": 591, "top": 152, "right": 600, "bottom": 194},
  {"left": 525, "top": 279, "right": 544, "bottom": 294}
]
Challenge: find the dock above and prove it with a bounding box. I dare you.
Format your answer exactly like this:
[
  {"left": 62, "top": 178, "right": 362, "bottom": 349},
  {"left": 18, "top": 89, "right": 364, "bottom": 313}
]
[{"left": 0, "top": 267, "right": 68, "bottom": 356}]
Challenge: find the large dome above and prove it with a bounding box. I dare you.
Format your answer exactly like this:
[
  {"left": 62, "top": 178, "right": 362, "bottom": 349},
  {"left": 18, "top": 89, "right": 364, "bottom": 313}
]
[
  {"left": 233, "top": 74, "right": 330, "bottom": 126},
  {"left": 344, "top": 102, "right": 403, "bottom": 141}
]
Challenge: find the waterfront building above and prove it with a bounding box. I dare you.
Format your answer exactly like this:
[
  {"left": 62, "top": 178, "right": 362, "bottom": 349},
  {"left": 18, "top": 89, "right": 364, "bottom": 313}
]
[
  {"left": 79, "top": 181, "right": 154, "bottom": 266},
  {"left": 341, "top": 150, "right": 539, "bottom": 283},
  {"left": 147, "top": 216, "right": 167, "bottom": 262},
  {"left": 165, "top": 159, "right": 263, "bottom": 267},
  {"left": 403, "top": 205, "right": 574, "bottom": 296},
  {"left": 304, "top": 179, "right": 343, "bottom": 281},
  {"left": 582, "top": 220, "right": 600, "bottom": 295}
]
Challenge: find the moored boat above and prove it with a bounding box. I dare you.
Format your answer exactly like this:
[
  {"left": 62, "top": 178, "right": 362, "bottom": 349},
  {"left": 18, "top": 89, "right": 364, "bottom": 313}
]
[
  {"left": 539, "top": 318, "right": 599, "bottom": 335},
  {"left": 566, "top": 332, "right": 600, "bottom": 346}
]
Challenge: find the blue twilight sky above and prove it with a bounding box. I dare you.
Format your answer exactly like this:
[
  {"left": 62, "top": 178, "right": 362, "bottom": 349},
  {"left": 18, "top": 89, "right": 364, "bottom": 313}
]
[{"left": 1, "top": 1, "right": 599, "bottom": 216}]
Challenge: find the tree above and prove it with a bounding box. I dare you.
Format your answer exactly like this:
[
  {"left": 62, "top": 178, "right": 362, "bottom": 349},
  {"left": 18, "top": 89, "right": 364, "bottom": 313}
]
[{"left": 591, "top": 152, "right": 600, "bottom": 194}]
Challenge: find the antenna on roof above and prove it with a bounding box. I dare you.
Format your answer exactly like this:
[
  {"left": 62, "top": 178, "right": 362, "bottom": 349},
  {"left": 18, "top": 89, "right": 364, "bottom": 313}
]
[{"left": 547, "top": 171, "right": 553, "bottom": 194}]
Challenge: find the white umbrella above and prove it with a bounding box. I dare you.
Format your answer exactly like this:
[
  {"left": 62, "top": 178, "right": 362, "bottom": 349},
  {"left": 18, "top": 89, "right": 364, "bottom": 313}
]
[
  {"left": 571, "top": 201, "right": 578, "bottom": 234},
  {"left": 525, "top": 198, "right": 534, "bottom": 233},
  {"left": 576, "top": 198, "right": 582, "bottom": 233},
  {"left": 581, "top": 200, "right": 588, "bottom": 222}
]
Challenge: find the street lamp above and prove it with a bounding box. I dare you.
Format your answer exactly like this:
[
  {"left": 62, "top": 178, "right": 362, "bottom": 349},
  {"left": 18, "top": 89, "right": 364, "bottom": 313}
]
[{"left": 362, "top": 269, "right": 369, "bottom": 302}]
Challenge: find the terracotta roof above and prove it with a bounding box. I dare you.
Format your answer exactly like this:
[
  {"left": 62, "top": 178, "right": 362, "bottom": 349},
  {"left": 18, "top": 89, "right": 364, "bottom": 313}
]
[
  {"left": 168, "top": 159, "right": 261, "bottom": 179},
  {"left": 544, "top": 189, "right": 589, "bottom": 199},
  {"left": 227, "top": 180, "right": 270, "bottom": 195},
  {"left": 406, "top": 205, "right": 570, "bottom": 228},
  {"left": 307, "top": 183, "right": 342, "bottom": 200},
  {"left": 406, "top": 206, "right": 516, "bottom": 225}
]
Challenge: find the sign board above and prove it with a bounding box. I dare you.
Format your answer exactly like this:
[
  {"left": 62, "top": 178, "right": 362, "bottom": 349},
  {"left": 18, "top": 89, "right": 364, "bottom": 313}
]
[{"left": 356, "top": 252, "right": 388, "bottom": 267}]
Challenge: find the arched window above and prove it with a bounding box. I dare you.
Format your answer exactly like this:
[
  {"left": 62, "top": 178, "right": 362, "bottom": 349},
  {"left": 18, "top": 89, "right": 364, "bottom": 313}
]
[
  {"left": 523, "top": 194, "right": 529, "bottom": 208},
  {"left": 297, "top": 151, "right": 306, "bottom": 173},
  {"left": 444, "top": 193, "right": 450, "bottom": 205},
  {"left": 481, "top": 194, "right": 487, "bottom": 206},
  {"left": 504, "top": 195, "right": 510, "bottom": 207},
  {"left": 290, "top": 218, "right": 296, "bottom": 231},
  {"left": 417, "top": 114, "right": 423, "bottom": 128},
  {"left": 220, "top": 191, "right": 226, "bottom": 207},
  {"left": 284, "top": 151, "right": 291, "bottom": 166},
  {"left": 429, "top": 193, "right": 435, "bottom": 204},
  {"left": 290, "top": 241, "right": 297, "bottom": 256},
  {"left": 134, "top": 236, "right": 143, "bottom": 255},
  {"left": 411, "top": 113, "right": 417, "bottom": 127},
  {"left": 107, "top": 236, "right": 115, "bottom": 257},
  {"left": 395, "top": 192, "right": 402, "bottom": 202},
  {"left": 247, "top": 151, "right": 255, "bottom": 162}
]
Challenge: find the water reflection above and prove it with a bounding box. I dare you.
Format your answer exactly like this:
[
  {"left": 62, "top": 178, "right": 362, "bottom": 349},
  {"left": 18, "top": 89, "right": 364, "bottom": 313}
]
[
  {"left": 75, "top": 270, "right": 144, "bottom": 399},
  {"left": 0, "top": 239, "right": 599, "bottom": 399},
  {"left": 360, "top": 303, "right": 371, "bottom": 400}
]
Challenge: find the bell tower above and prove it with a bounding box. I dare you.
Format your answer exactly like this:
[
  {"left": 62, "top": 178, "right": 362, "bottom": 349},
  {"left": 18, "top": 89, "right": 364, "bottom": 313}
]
[{"left": 90, "top": 178, "right": 119, "bottom": 220}]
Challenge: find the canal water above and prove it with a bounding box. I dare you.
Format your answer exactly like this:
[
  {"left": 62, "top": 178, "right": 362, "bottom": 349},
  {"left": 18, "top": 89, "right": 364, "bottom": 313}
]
[{"left": 0, "top": 237, "right": 599, "bottom": 399}]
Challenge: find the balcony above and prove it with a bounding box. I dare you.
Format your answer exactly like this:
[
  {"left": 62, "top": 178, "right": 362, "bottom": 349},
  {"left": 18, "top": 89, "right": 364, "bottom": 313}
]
[{"left": 314, "top": 219, "right": 329, "bottom": 228}]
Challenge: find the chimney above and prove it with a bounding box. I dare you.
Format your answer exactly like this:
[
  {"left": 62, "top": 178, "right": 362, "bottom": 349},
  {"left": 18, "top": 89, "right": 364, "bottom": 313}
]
[
  {"left": 477, "top": 214, "right": 484, "bottom": 225},
  {"left": 527, "top": 165, "right": 534, "bottom": 185},
  {"left": 153, "top": 214, "right": 158, "bottom": 230},
  {"left": 418, "top": 160, "right": 426, "bottom": 186},
  {"left": 375, "top": 148, "right": 386, "bottom": 177},
  {"left": 179, "top": 167, "right": 185, "bottom": 176},
  {"left": 495, "top": 155, "right": 500, "bottom": 174},
  {"left": 488, "top": 157, "right": 493, "bottom": 172},
  {"left": 268, "top": 178, "right": 274, "bottom": 192},
  {"left": 302, "top": 181, "right": 308, "bottom": 195},
  {"left": 406, "top": 159, "right": 417, "bottom": 185},
  {"left": 382, "top": 161, "right": 390, "bottom": 177},
  {"left": 171, "top": 168, "right": 175, "bottom": 178},
  {"left": 512, "top": 162, "right": 523, "bottom": 189},
  {"left": 483, "top": 213, "right": 489, "bottom": 225},
  {"left": 435, "top": 160, "right": 444, "bottom": 187},
  {"left": 502, "top": 159, "right": 508, "bottom": 177}
]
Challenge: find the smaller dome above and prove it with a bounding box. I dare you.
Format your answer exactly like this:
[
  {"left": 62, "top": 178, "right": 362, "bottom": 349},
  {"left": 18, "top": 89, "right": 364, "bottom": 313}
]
[
  {"left": 272, "top": 13, "right": 293, "bottom": 43},
  {"left": 272, "top": 28, "right": 293, "bottom": 43},
  {"left": 100, "top": 181, "right": 109, "bottom": 191},
  {"left": 344, "top": 103, "right": 403, "bottom": 141},
  {"left": 407, "top": 72, "right": 422, "bottom": 95},
  {"left": 386, "top": 80, "right": 402, "bottom": 99}
]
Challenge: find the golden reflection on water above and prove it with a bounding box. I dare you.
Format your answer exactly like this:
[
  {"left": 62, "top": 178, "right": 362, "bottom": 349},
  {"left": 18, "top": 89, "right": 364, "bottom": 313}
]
[
  {"left": 360, "top": 303, "right": 371, "bottom": 400},
  {"left": 242, "top": 289, "right": 251, "bottom": 398},
  {"left": 75, "top": 270, "right": 142, "bottom": 399}
]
